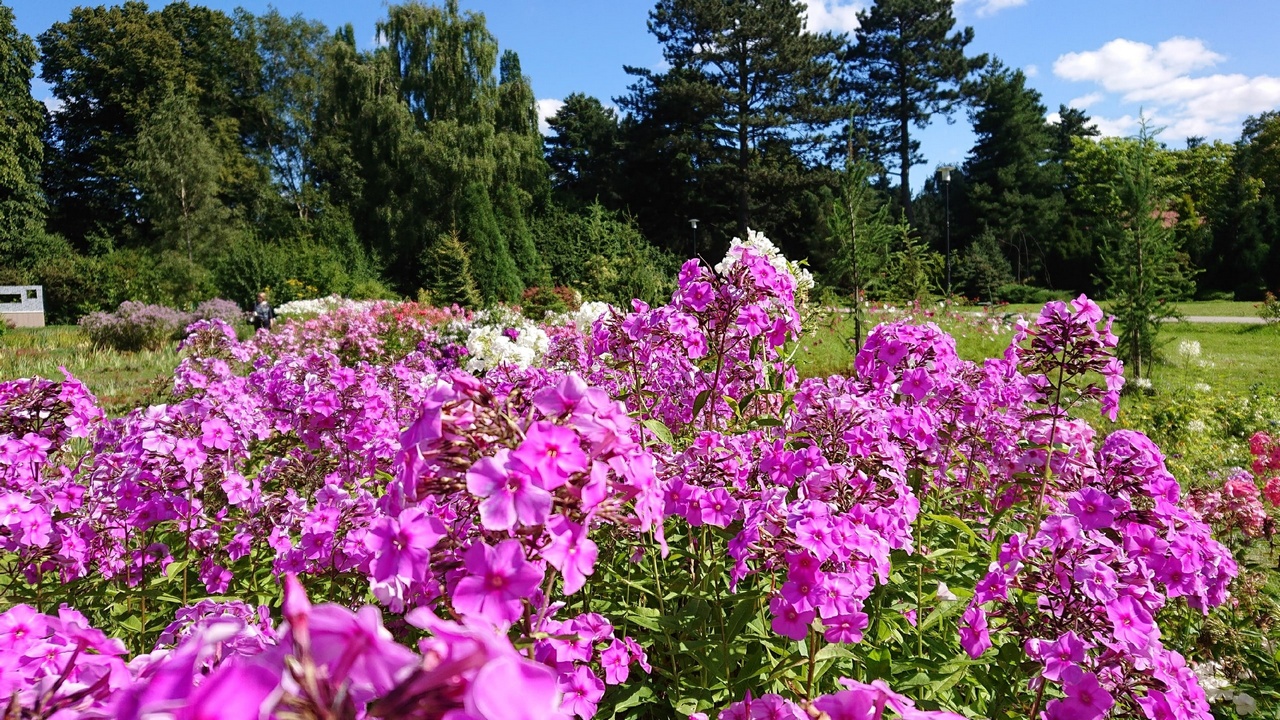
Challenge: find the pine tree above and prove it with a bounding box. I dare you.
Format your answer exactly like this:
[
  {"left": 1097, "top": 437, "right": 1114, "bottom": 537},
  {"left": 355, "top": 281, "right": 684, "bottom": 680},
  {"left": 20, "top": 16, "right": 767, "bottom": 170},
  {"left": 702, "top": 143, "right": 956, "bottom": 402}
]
[
  {"left": 961, "top": 61, "right": 1062, "bottom": 285},
  {"left": 420, "top": 231, "right": 481, "bottom": 308},
  {"left": 641, "top": 0, "right": 843, "bottom": 240},
  {"left": 545, "top": 93, "right": 623, "bottom": 208},
  {"left": 844, "top": 0, "right": 985, "bottom": 220},
  {"left": 824, "top": 157, "right": 896, "bottom": 349}
]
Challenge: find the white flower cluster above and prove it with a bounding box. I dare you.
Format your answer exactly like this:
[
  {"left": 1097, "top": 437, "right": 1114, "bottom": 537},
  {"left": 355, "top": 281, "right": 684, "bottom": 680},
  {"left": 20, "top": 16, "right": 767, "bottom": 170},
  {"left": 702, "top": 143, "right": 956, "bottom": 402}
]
[
  {"left": 548, "top": 301, "right": 614, "bottom": 329},
  {"left": 275, "top": 295, "right": 385, "bottom": 317},
  {"left": 1193, "top": 661, "right": 1256, "bottom": 715},
  {"left": 1133, "top": 377, "right": 1154, "bottom": 390},
  {"left": 456, "top": 305, "right": 550, "bottom": 373},
  {"left": 715, "top": 229, "right": 815, "bottom": 297},
  {"left": 1177, "top": 339, "right": 1203, "bottom": 360},
  {"left": 1186, "top": 419, "right": 1208, "bottom": 434}
]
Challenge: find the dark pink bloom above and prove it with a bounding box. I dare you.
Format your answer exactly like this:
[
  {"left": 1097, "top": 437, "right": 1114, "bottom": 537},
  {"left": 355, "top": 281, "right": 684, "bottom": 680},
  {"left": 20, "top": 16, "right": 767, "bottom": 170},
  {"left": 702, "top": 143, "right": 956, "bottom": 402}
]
[
  {"left": 558, "top": 665, "right": 605, "bottom": 719},
  {"left": 466, "top": 450, "right": 553, "bottom": 530},
  {"left": 1067, "top": 487, "right": 1116, "bottom": 530},
  {"left": 453, "top": 540, "right": 545, "bottom": 627},
  {"left": 1044, "top": 667, "right": 1113, "bottom": 720},
  {"left": 513, "top": 422, "right": 588, "bottom": 487},
  {"left": 769, "top": 597, "right": 814, "bottom": 641},
  {"left": 541, "top": 516, "right": 599, "bottom": 595}
]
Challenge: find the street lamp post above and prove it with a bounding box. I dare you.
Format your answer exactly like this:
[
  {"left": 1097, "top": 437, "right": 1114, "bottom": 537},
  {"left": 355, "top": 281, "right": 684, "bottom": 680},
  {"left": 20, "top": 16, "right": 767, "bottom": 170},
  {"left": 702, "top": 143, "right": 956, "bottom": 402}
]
[
  {"left": 689, "top": 218, "right": 700, "bottom": 259},
  {"left": 937, "top": 166, "right": 954, "bottom": 297}
]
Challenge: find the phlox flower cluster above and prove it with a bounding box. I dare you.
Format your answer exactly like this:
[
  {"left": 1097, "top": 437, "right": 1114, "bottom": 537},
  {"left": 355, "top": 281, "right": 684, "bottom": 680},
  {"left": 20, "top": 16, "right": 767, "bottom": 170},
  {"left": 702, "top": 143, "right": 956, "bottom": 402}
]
[
  {"left": 710, "top": 679, "right": 966, "bottom": 720},
  {"left": 714, "top": 229, "right": 815, "bottom": 300},
  {"left": 961, "top": 426, "right": 1236, "bottom": 720},
  {"left": 1187, "top": 470, "right": 1270, "bottom": 538},
  {"left": 275, "top": 295, "right": 387, "bottom": 317},
  {"left": 588, "top": 234, "right": 803, "bottom": 434},
  {"left": 0, "top": 576, "right": 584, "bottom": 720}
]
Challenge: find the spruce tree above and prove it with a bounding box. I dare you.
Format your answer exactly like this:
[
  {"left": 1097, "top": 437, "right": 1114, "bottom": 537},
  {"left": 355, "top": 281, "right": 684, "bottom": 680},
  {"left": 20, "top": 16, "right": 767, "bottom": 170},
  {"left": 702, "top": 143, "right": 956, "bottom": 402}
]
[
  {"left": 421, "top": 231, "right": 481, "bottom": 308},
  {"left": 459, "top": 180, "right": 522, "bottom": 303},
  {"left": 844, "top": 0, "right": 985, "bottom": 220},
  {"left": 1098, "top": 121, "right": 1194, "bottom": 379}
]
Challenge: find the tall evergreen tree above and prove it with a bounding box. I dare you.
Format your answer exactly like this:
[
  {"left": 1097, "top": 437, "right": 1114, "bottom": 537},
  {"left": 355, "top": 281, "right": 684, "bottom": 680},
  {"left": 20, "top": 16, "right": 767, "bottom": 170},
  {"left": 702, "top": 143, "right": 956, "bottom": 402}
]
[
  {"left": 38, "top": 2, "right": 257, "bottom": 245},
  {"left": 0, "top": 2, "right": 46, "bottom": 257},
  {"left": 961, "top": 61, "right": 1062, "bottom": 285},
  {"left": 1097, "top": 121, "right": 1194, "bottom": 379},
  {"left": 420, "top": 231, "right": 481, "bottom": 307},
  {"left": 1214, "top": 112, "right": 1280, "bottom": 298},
  {"left": 640, "top": 0, "right": 843, "bottom": 240},
  {"left": 844, "top": 0, "right": 985, "bottom": 219},
  {"left": 545, "top": 93, "right": 623, "bottom": 209}
]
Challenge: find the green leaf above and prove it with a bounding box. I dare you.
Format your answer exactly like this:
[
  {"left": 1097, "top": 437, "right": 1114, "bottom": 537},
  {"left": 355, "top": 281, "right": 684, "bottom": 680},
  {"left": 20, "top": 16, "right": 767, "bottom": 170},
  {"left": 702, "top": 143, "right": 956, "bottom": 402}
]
[
  {"left": 641, "top": 419, "right": 675, "bottom": 446},
  {"left": 925, "top": 513, "right": 979, "bottom": 544},
  {"left": 691, "top": 389, "right": 711, "bottom": 419}
]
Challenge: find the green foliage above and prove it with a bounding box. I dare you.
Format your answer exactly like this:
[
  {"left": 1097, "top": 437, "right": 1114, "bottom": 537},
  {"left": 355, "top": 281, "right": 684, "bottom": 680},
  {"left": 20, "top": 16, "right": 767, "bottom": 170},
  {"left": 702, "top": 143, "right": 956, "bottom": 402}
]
[
  {"left": 519, "top": 286, "right": 576, "bottom": 320},
  {"left": 954, "top": 231, "right": 1013, "bottom": 301},
  {"left": 959, "top": 61, "right": 1063, "bottom": 285},
  {"left": 819, "top": 158, "right": 896, "bottom": 347},
  {"left": 1097, "top": 120, "right": 1197, "bottom": 378},
  {"left": 0, "top": 2, "right": 45, "bottom": 253},
  {"left": 419, "top": 231, "right": 482, "bottom": 308},
  {"left": 844, "top": 0, "right": 986, "bottom": 217},
  {"left": 545, "top": 93, "right": 623, "bottom": 208},
  {"left": 645, "top": 0, "right": 842, "bottom": 240},
  {"left": 1260, "top": 292, "right": 1280, "bottom": 324},
  {"left": 530, "top": 203, "right": 676, "bottom": 306},
  {"left": 991, "top": 284, "right": 1069, "bottom": 305},
  {"left": 886, "top": 223, "right": 944, "bottom": 303},
  {"left": 130, "top": 92, "right": 232, "bottom": 263}
]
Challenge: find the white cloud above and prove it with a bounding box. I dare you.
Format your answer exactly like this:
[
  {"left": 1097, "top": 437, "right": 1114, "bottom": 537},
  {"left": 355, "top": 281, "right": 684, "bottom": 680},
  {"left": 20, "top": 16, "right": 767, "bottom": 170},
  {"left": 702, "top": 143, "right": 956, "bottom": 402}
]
[
  {"left": 1053, "top": 37, "right": 1222, "bottom": 94},
  {"left": 42, "top": 97, "right": 65, "bottom": 114},
  {"left": 802, "top": 0, "right": 863, "bottom": 35},
  {"left": 1068, "top": 92, "right": 1103, "bottom": 109},
  {"left": 1024, "top": 64, "right": 1039, "bottom": 78},
  {"left": 1046, "top": 110, "right": 1061, "bottom": 125},
  {"left": 537, "top": 98, "right": 565, "bottom": 136},
  {"left": 1090, "top": 114, "right": 1140, "bottom": 138},
  {"left": 957, "top": 0, "right": 1029, "bottom": 18},
  {"left": 1053, "top": 36, "right": 1280, "bottom": 138}
]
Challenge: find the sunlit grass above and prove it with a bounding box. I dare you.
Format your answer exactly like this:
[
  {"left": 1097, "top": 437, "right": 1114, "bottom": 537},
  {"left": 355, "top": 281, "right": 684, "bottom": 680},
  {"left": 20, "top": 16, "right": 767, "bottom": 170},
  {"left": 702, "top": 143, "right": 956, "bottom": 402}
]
[{"left": 0, "top": 326, "right": 179, "bottom": 415}]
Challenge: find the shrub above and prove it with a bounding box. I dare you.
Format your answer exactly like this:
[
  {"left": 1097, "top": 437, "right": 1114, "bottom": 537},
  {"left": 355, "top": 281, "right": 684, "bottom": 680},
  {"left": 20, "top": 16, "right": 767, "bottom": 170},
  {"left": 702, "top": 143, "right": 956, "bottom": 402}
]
[
  {"left": 520, "top": 285, "right": 579, "bottom": 319},
  {"left": 79, "top": 301, "right": 190, "bottom": 351},
  {"left": 191, "top": 298, "right": 247, "bottom": 325},
  {"left": 1258, "top": 291, "right": 1280, "bottom": 324}
]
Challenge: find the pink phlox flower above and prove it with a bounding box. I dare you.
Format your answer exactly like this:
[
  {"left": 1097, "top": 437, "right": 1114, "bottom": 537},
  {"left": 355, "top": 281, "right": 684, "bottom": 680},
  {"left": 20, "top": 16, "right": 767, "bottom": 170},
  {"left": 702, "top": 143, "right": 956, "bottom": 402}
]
[
  {"left": 453, "top": 540, "right": 545, "bottom": 627},
  {"left": 1044, "top": 667, "right": 1113, "bottom": 720},
  {"left": 513, "top": 422, "right": 588, "bottom": 488},
  {"left": 466, "top": 449, "right": 553, "bottom": 530},
  {"left": 541, "top": 516, "right": 599, "bottom": 595}
]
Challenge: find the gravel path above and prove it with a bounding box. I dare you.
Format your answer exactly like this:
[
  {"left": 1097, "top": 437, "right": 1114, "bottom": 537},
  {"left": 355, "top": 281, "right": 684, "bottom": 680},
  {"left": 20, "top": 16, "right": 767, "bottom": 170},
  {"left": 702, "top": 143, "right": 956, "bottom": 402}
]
[{"left": 1175, "top": 315, "right": 1267, "bottom": 324}]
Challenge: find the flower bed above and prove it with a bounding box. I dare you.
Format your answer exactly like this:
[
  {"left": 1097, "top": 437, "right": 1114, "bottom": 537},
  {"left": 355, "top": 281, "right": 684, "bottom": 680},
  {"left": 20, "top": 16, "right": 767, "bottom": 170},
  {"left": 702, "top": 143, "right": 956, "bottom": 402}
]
[{"left": 0, "top": 232, "right": 1251, "bottom": 720}]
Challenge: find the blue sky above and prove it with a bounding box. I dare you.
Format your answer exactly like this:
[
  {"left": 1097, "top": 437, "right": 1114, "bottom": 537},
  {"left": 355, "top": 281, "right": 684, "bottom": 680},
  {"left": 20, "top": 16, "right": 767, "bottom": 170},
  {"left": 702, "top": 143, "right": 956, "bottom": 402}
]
[{"left": 12, "top": 0, "right": 1280, "bottom": 189}]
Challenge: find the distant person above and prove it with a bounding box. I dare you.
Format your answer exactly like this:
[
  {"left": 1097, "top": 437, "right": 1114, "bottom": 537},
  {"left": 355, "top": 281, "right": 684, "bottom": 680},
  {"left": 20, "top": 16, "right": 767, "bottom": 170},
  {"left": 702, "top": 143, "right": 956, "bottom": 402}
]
[{"left": 252, "top": 292, "right": 275, "bottom": 331}]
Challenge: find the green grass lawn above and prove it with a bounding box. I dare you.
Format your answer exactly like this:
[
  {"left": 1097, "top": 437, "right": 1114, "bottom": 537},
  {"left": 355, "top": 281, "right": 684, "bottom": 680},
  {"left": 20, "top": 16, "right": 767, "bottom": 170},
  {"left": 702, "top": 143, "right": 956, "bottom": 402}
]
[
  {"left": 796, "top": 309, "right": 1280, "bottom": 396},
  {"left": 0, "top": 326, "right": 179, "bottom": 415},
  {"left": 990, "top": 300, "right": 1264, "bottom": 318}
]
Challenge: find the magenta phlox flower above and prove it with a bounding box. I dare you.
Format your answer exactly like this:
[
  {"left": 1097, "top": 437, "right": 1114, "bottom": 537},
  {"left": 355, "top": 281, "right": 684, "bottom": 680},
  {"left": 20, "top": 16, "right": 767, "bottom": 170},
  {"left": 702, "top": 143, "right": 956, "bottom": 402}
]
[
  {"left": 823, "top": 610, "right": 869, "bottom": 645},
  {"left": 1068, "top": 487, "right": 1116, "bottom": 530},
  {"left": 1044, "top": 667, "right": 1114, "bottom": 720},
  {"left": 959, "top": 605, "right": 990, "bottom": 658},
  {"left": 453, "top": 540, "right": 545, "bottom": 627},
  {"left": 1105, "top": 595, "right": 1158, "bottom": 650},
  {"left": 769, "top": 597, "right": 814, "bottom": 641},
  {"left": 698, "top": 487, "right": 739, "bottom": 528},
  {"left": 467, "top": 450, "right": 553, "bottom": 530},
  {"left": 541, "top": 516, "right": 599, "bottom": 595},
  {"left": 558, "top": 665, "right": 605, "bottom": 719},
  {"left": 461, "top": 653, "right": 568, "bottom": 720},
  {"left": 600, "top": 639, "right": 631, "bottom": 684},
  {"left": 365, "top": 507, "right": 445, "bottom": 610},
  {"left": 1039, "top": 631, "right": 1086, "bottom": 681},
  {"left": 513, "top": 422, "right": 588, "bottom": 488}
]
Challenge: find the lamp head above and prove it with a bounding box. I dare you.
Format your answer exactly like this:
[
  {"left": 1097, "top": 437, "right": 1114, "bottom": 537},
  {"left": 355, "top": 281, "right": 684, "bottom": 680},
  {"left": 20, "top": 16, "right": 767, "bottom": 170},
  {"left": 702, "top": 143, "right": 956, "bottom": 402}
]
[{"left": 689, "top": 218, "right": 700, "bottom": 229}]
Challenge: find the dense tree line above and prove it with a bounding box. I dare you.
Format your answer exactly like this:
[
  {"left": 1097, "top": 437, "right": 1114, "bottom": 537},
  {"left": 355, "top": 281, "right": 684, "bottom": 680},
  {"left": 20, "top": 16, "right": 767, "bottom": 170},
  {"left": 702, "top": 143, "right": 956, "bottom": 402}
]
[{"left": 2, "top": 0, "right": 1279, "bottom": 325}]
